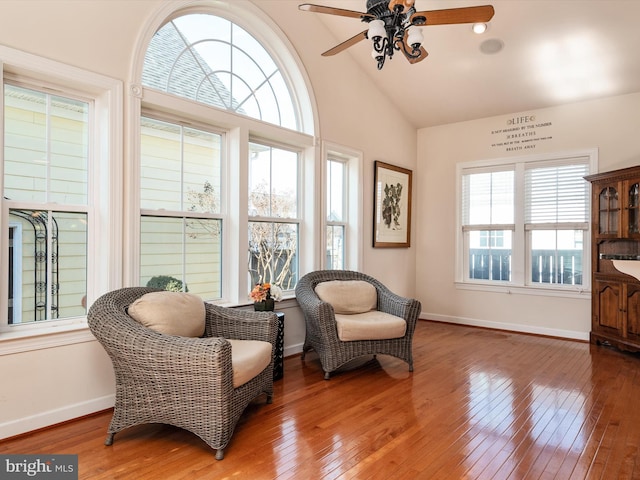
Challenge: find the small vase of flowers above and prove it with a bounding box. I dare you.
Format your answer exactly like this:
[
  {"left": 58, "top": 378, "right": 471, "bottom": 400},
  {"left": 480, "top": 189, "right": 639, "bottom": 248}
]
[{"left": 249, "top": 283, "right": 283, "bottom": 311}]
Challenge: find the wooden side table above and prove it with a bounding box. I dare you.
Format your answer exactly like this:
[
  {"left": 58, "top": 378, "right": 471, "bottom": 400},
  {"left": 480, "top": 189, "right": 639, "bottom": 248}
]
[{"left": 274, "top": 312, "right": 284, "bottom": 380}]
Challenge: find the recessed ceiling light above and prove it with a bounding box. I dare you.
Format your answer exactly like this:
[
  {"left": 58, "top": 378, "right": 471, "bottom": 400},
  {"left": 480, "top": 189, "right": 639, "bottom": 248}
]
[{"left": 472, "top": 23, "right": 487, "bottom": 34}]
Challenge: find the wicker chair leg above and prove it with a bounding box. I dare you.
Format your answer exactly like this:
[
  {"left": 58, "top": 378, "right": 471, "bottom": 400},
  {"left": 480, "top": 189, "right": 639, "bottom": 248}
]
[
  {"left": 105, "top": 433, "right": 114, "bottom": 446},
  {"left": 266, "top": 393, "right": 273, "bottom": 404},
  {"left": 409, "top": 363, "right": 414, "bottom": 372},
  {"left": 216, "top": 449, "right": 224, "bottom": 460},
  {"left": 324, "top": 371, "right": 331, "bottom": 380}
]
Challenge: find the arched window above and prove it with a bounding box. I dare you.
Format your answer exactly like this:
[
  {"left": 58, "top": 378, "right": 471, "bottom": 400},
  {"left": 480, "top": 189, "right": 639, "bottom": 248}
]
[
  {"left": 142, "top": 13, "right": 299, "bottom": 131},
  {"left": 131, "top": 3, "right": 317, "bottom": 305}
]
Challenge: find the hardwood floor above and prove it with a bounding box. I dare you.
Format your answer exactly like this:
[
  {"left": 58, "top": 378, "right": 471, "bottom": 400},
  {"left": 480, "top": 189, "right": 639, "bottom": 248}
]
[{"left": 4, "top": 321, "right": 640, "bottom": 479}]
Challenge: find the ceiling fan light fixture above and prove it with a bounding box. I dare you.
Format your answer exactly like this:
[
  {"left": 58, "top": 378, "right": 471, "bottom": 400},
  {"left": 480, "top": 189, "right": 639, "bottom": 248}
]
[
  {"left": 299, "top": 2, "right": 496, "bottom": 70},
  {"left": 472, "top": 22, "right": 488, "bottom": 34},
  {"left": 407, "top": 28, "right": 424, "bottom": 49},
  {"left": 368, "top": 19, "right": 386, "bottom": 41}
]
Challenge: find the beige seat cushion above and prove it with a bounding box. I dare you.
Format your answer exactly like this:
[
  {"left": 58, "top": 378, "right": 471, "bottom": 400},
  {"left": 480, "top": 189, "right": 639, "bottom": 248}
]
[
  {"left": 228, "top": 339, "right": 272, "bottom": 388},
  {"left": 314, "top": 280, "right": 377, "bottom": 314},
  {"left": 335, "top": 311, "right": 406, "bottom": 341},
  {"left": 128, "top": 291, "right": 206, "bottom": 337}
]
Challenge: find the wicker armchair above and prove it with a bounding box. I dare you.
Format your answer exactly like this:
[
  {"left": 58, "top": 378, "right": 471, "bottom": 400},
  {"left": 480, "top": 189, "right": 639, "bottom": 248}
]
[
  {"left": 88, "top": 287, "right": 278, "bottom": 460},
  {"left": 295, "top": 270, "right": 421, "bottom": 380}
]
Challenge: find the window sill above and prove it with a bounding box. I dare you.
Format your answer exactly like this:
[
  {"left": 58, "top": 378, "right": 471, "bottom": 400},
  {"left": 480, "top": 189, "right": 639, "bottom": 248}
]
[
  {"left": 454, "top": 281, "right": 590, "bottom": 299},
  {"left": 222, "top": 296, "right": 299, "bottom": 310},
  {"left": 0, "top": 321, "right": 95, "bottom": 356}
]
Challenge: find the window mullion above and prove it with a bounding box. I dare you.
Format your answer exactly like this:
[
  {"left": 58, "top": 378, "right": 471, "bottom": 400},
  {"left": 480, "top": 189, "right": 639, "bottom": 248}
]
[
  {"left": 180, "top": 127, "right": 186, "bottom": 290},
  {"left": 512, "top": 162, "right": 526, "bottom": 285}
]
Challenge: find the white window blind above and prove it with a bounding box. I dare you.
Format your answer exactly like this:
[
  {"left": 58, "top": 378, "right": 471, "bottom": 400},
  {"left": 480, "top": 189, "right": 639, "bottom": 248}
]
[
  {"left": 462, "top": 168, "right": 515, "bottom": 227},
  {"left": 525, "top": 160, "right": 589, "bottom": 226}
]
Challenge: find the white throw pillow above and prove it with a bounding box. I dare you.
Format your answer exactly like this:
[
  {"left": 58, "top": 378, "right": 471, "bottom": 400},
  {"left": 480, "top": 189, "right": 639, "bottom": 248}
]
[
  {"left": 128, "top": 291, "right": 206, "bottom": 337},
  {"left": 314, "top": 280, "right": 377, "bottom": 314}
]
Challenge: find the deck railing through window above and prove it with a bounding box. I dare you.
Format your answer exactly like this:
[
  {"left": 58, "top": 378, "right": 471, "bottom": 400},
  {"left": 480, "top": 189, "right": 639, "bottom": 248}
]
[{"left": 469, "top": 248, "right": 583, "bottom": 285}]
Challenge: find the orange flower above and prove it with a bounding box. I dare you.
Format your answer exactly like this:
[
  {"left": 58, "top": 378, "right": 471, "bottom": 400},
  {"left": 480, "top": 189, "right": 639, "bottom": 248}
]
[{"left": 249, "top": 283, "right": 270, "bottom": 302}]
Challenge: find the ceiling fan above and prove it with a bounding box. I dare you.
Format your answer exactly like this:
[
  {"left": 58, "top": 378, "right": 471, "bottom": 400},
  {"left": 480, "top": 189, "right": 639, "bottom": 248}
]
[{"left": 299, "top": 0, "right": 495, "bottom": 70}]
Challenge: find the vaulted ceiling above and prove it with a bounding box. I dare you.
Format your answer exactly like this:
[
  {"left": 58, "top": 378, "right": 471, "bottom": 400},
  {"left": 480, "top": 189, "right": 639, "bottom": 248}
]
[{"left": 298, "top": 0, "right": 640, "bottom": 128}]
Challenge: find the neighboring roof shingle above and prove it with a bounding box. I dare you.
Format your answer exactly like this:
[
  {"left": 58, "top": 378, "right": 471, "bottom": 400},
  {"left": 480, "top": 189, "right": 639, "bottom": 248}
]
[{"left": 142, "top": 22, "right": 244, "bottom": 114}]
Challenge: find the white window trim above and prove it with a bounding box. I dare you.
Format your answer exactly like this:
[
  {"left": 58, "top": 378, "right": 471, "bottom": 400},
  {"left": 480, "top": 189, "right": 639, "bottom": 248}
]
[
  {"left": 0, "top": 45, "right": 123, "bottom": 354},
  {"left": 455, "top": 148, "right": 597, "bottom": 299},
  {"left": 321, "top": 141, "right": 363, "bottom": 271}
]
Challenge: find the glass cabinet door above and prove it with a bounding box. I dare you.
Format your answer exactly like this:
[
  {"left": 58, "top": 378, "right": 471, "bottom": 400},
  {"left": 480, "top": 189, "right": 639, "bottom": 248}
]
[
  {"left": 599, "top": 186, "right": 619, "bottom": 235},
  {"left": 628, "top": 181, "right": 640, "bottom": 235}
]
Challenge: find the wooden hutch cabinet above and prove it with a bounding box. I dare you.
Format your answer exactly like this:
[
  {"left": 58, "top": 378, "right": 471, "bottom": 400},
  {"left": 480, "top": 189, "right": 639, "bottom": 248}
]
[{"left": 586, "top": 165, "right": 640, "bottom": 352}]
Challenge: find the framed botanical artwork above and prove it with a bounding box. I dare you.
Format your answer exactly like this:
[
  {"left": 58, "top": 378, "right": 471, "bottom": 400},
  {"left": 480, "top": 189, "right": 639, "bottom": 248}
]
[{"left": 373, "top": 161, "right": 412, "bottom": 248}]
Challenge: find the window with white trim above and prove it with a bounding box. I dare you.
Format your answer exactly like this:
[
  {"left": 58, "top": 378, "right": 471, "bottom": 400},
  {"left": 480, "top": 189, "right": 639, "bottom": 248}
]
[
  {"left": 4, "top": 83, "right": 89, "bottom": 327},
  {"left": 525, "top": 162, "right": 589, "bottom": 286},
  {"left": 139, "top": 116, "right": 223, "bottom": 299},
  {"left": 462, "top": 168, "right": 514, "bottom": 282},
  {"left": 138, "top": 7, "right": 315, "bottom": 302},
  {"left": 1, "top": 49, "right": 121, "bottom": 342},
  {"left": 459, "top": 151, "right": 594, "bottom": 291},
  {"left": 323, "top": 145, "right": 363, "bottom": 271},
  {"left": 248, "top": 141, "right": 299, "bottom": 289},
  {"left": 326, "top": 155, "right": 346, "bottom": 269}
]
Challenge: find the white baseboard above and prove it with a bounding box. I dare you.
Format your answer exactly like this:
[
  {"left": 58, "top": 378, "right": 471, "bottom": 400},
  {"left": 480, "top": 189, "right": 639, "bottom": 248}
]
[
  {"left": 421, "top": 312, "right": 590, "bottom": 342},
  {"left": 3, "top": 345, "right": 306, "bottom": 440},
  {"left": 284, "top": 342, "right": 303, "bottom": 358},
  {"left": 1, "top": 394, "right": 115, "bottom": 440}
]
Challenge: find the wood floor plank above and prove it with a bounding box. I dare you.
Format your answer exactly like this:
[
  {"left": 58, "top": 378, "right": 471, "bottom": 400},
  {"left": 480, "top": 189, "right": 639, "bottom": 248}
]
[
  {"left": 497, "top": 343, "right": 594, "bottom": 479},
  {"left": 615, "top": 365, "right": 640, "bottom": 480},
  {"left": 422, "top": 335, "right": 568, "bottom": 479},
  {"left": 5, "top": 321, "right": 640, "bottom": 479}
]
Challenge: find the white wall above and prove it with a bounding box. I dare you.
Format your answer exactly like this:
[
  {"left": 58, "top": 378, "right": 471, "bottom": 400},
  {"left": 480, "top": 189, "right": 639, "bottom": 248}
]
[
  {"left": 0, "top": 0, "right": 418, "bottom": 438},
  {"left": 255, "top": 1, "right": 419, "bottom": 296},
  {"left": 416, "top": 92, "right": 640, "bottom": 338}
]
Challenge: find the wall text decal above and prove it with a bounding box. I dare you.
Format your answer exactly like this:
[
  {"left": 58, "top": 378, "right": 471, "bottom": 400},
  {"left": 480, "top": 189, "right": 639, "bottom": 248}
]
[{"left": 491, "top": 115, "right": 553, "bottom": 152}]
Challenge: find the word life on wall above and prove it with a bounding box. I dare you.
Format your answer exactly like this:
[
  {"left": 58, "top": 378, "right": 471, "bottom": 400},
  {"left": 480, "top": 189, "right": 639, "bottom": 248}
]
[{"left": 490, "top": 115, "right": 553, "bottom": 152}]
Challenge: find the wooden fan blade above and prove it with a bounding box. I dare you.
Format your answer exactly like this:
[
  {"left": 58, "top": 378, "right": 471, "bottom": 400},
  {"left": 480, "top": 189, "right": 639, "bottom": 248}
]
[
  {"left": 299, "top": 4, "right": 373, "bottom": 20},
  {"left": 405, "top": 46, "right": 428, "bottom": 64},
  {"left": 397, "top": 33, "right": 429, "bottom": 64},
  {"left": 322, "top": 30, "right": 368, "bottom": 56},
  {"left": 410, "top": 5, "right": 495, "bottom": 26}
]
